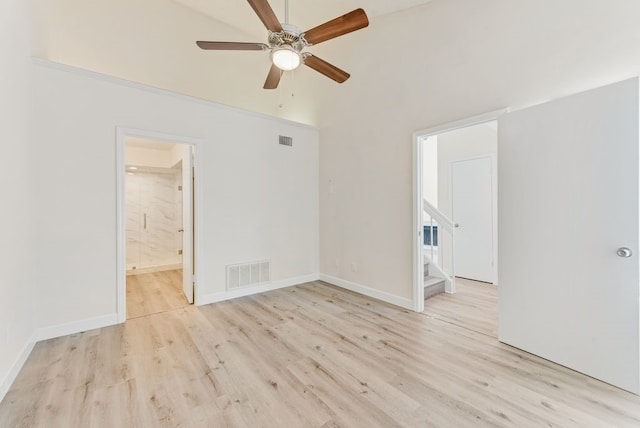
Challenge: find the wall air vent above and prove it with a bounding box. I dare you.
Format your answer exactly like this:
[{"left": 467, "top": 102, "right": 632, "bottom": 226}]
[
  {"left": 226, "top": 259, "right": 270, "bottom": 290},
  {"left": 279, "top": 135, "right": 293, "bottom": 147}
]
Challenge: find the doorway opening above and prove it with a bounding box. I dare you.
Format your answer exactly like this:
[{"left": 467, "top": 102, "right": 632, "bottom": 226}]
[
  {"left": 116, "top": 129, "right": 200, "bottom": 322},
  {"left": 413, "top": 110, "right": 505, "bottom": 313}
]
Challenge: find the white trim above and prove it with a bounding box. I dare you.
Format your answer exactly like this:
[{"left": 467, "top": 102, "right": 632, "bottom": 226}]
[
  {"left": 0, "top": 312, "right": 116, "bottom": 401},
  {"left": 198, "top": 273, "right": 320, "bottom": 305},
  {"left": 31, "top": 58, "right": 317, "bottom": 131},
  {"left": 425, "top": 259, "right": 454, "bottom": 294},
  {"left": 413, "top": 138, "right": 425, "bottom": 312},
  {"left": 423, "top": 198, "right": 454, "bottom": 230},
  {"left": 413, "top": 109, "right": 509, "bottom": 139},
  {"left": 35, "top": 314, "right": 119, "bottom": 342},
  {"left": 116, "top": 131, "right": 125, "bottom": 323},
  {"left": 412, "top": 109, "right": 508, "bottom": 313},
  {"left": 0, "top": 332, "right": 37, "bottom": 402},
  {"left": 319, "top": 274, "right": 414, "bottom": 311},
  {"left": 126, "top": 264, "right": 183, "bottom": 275},
  {"left": 116, "top": 128, "right": 204, "bottom": 323}
]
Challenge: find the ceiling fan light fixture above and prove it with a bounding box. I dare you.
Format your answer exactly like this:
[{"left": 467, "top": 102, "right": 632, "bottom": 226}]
[
  {"left": 271, "top": 46, "right": 301, "bottom": 71},
  {"left": 196, "top": 2, "right": 369, "bottom": 89}
]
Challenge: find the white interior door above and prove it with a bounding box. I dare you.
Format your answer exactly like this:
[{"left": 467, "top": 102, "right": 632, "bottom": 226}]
[
  {"left": 498, "top": 78, "right": 639, "bottom": 394},
  {"left": 181, "top": 145, "right": 194, "bottom": 303},
  {"left": 452, "top": 157, "right": 494, "bottom": 283}
]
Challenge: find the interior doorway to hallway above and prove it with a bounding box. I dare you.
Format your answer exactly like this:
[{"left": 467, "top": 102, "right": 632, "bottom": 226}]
[
  {"left": 413, "top": 110, "right": 504, "bottom": 313},
  {"left": 116, "top": 129, "right": 199, "bottom": 322}
]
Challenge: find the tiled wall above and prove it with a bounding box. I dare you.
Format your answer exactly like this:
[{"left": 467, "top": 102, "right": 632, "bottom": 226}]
[{"left": 126, "top": 168, "right": 182, "bottom": 271}]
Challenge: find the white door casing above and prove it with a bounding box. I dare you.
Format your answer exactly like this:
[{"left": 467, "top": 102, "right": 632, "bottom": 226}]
[
  {"left": 116, "top": 128, "right": 201, "bottom": 322},
  {"left": 412, "top": 109, "right": 508, "bottom": 313},
  {"left": 498, "top": 78, "right": 640, "bottom": 394},
  {"left": 181, "top": 145, "right": 194, "bottom": 303}
]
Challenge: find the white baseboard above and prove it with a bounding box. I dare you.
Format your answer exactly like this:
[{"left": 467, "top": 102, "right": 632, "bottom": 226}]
[
  {"left": 0, "top": 332, "right": 37, "bottom": 403},
  {"left": 197, "top": 273, "right": 320, "bottom": 306},
  {"left": 0, "top": 273, "right": 409, "bottom": 402},
  {"left": 1, "top": 313, "right": 121, "bottom": 402},
  {"left": 35, "top": 313, "right": 120, "bottom": 342},
  {"left": 126, "top": 263, "right": 182, "bottom": 276},
  {"left": 319, "top": 274, "right": 414, "bottom": 310}
]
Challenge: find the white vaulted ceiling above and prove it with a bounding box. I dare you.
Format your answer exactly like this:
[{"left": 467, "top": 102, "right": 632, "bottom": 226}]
[
  {"left": 173, "top": 0, "right": 433, "bottom": 38},
  {"left": 30, "top": 0, "right": 640, "bottom": 129},
  {"left": 29, "top": 0, "right": 435, "bottom": 126}
]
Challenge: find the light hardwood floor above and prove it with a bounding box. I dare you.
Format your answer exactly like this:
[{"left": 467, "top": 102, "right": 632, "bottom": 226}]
[
  {"left": 425, "top": 277, "right": 498, "bottom": 337},
  {"left": 127, "top": 269, "right": 190, "bottom": 319},
  {"left": 2, "top": 281, "right": 640, "bottom": 427}
]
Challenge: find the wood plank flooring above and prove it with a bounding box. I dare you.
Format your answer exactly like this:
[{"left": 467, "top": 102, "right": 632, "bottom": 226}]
[
  {"left": 425, "top": 277, "right": 498, "bottom": 337},
  {"left": 2, "top": 281, "right": 640, "bottom": 427},
  {"left": 126, "top": 269, "right": 189, "bottom": 319}
]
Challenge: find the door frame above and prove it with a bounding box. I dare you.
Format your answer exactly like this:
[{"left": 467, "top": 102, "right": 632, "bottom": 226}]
[
  {"left": 412, "top": 109, "right": 507, "bottom": 312},
  {"left": 116, "top": 127, "right": 203, "bottom": 323},
  {"left": 450, "top": 154, "right": 497, "bottom": 284}
]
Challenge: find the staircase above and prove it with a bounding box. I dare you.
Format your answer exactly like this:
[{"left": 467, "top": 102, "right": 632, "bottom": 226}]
[
  {"left": 423, "top": 198, "right": 456, "bottom": 299},
  {"left": 424, "top": 258, "right": 446, "bottom": 299}
]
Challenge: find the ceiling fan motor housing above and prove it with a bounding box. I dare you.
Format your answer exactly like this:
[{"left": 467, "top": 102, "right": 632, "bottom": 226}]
[
  {"left": 196, "top": 2, "right": 369, "bottom": 88},
  {"left": 268, "top": 23, "right": 308, "bottom": 52}
]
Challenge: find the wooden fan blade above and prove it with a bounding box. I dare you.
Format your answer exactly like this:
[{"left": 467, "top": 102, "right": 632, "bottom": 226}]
[
  {"left": 303, "top": 8, "right": 369, "bottom": 45},
  {"left": 263, "top": 64, "right": 282, "bottom": 89},
  {"left": 247, "top": 0, "right": 283, "bottom": 32},
  {"left": 304, "top": 55, "right": 350, "bottom": 83},
  {"left": 196, "top": 41, "right": 269, "bottom": 51}
]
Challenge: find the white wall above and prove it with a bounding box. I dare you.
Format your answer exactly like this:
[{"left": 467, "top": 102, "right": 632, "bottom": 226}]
[
  {"left": 437, "top": 123, "right": 497, "bottom": 218},
  {"left": 422, "top": 136, "right": 438, "bottom": 209},
  {"left": 126, "top": 146, "right": 181, "bottom": 169},
  {"left": 319, "top": 0, "right": 640, "bottom": 302},
  {"left": 26, "top": 0, "right": 321, "bottom": 125},
  {"left": 32, "top": 61, "right": 319, "bottom": 330},
  {"left": 0, "top": 0, "right": 38, "bottom": 399}
]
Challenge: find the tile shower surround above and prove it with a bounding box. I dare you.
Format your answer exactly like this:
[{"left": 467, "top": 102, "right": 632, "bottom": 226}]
[{"left": 126, "top": 168, "right": 182, "bottom": 270}]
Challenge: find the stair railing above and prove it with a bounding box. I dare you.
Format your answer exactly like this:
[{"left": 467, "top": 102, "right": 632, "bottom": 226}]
[{"left": 423, "top": 198, "right": 456, "bottom": 293}]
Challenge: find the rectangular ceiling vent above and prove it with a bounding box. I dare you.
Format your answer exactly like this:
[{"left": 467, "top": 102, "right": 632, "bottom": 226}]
[
  {"left": 226, "top": 259, "right": 270, "bottom": 290},
  {"left": 279, "top": 135, "right": 293, "bottom": 147}
]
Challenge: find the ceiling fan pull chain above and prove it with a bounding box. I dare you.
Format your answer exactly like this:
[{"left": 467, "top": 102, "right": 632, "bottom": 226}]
[
  {"left": 291, "top": 68, "right": 296, "bottom": 99},
  {"left": 278, "top": 72, "right": 284, "bottom": 108}
]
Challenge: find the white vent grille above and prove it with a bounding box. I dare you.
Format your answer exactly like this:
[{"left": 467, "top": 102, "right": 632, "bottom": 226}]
[
  {"left": 279, "top": 135, "right": 293, "bottom": 147},
  {"left": 226, "top": 260, "right": 270, "bottom": 290}
]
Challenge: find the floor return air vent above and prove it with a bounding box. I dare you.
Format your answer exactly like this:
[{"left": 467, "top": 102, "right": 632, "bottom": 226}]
[{"left": 226, "top": 260, "right": 270, "bottom": 290}]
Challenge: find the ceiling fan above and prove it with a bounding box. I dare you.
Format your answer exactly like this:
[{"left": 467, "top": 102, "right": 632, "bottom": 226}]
[{"left": 196, "top": 0, "right": 369, "bottom": 89}]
